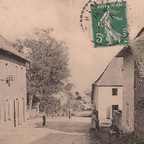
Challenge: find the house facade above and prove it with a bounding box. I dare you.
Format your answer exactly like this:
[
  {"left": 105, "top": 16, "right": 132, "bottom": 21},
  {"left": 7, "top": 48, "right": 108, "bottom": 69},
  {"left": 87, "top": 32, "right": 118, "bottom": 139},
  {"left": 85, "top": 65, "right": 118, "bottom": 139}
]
[
  {"left": 92, "top": 57, "right": 123, "bottom": 126},
  {"left": 0, "top": 36, "right": 29, "bottom": 127},
  {"left": 117, "top": 42, "right": 144, "bottom": 135},
  {"left": 91, "top": 28, "right": 144, "bottom": 136},
  {"left": 116, "top": 29, "right": 144, "bottom": 134},
  {"left": 116, "top": 47, "right": 135, "bottom": 133}
]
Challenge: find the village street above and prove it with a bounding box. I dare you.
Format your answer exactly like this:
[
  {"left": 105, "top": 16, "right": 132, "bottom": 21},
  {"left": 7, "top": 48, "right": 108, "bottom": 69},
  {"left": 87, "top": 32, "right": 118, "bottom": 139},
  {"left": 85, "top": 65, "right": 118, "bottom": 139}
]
[
  {"left": 28, "top": 117, "right": 128, "bottom": 144},
  {"left": 0, "top": 117, "right": 100, "bottom": 144},
  {"left": 30, "top": 117, "right": 91, "bottom": 144},
  {"left": 0, "top": 116, "right": 132, "bottom": 144}
]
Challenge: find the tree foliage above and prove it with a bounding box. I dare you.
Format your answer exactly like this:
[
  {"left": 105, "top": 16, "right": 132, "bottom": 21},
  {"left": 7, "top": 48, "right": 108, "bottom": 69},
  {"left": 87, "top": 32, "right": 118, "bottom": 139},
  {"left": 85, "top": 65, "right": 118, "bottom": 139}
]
[{"left": 16, "top": 28, "right": 70, "bottom": 113}]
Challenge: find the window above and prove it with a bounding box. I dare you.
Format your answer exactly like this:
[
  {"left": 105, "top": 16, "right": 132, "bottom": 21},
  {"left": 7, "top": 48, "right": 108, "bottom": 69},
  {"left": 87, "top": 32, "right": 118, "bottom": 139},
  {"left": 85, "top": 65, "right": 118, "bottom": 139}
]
[
  {"left": 112, "top": 88, "right": 118, "bottom": 96},
  {"left": 112, "top": 105, "right": 119, "bottom": 111},
  {"left": 5, "top": 63, "right": 8, "bottom": 66}
]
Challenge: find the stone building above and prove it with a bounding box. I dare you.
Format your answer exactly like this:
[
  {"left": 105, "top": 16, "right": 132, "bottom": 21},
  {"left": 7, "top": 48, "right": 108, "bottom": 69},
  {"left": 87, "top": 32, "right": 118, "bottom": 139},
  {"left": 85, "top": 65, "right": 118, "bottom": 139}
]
[
  {"left": 91, "top": 57, "right": 123, "bottom": 126},
  {"left": 92, "top": 28, "right": 144, "bottom": 136},
  {"left": 0, "top": 35, "right": 29, "bottom": 127},
  {"left": 116, "top": 46, "right": 135, "bottom": 133},
  {"left": 116, "top": 28, "right": 144, "bottom": 135}
]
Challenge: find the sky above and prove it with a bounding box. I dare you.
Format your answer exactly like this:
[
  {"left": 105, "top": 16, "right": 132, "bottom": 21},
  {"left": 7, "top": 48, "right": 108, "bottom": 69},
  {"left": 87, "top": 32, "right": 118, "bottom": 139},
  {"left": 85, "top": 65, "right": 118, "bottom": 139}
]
[{"left": 0, "top": 0, "right": 144, "bottom": 91}]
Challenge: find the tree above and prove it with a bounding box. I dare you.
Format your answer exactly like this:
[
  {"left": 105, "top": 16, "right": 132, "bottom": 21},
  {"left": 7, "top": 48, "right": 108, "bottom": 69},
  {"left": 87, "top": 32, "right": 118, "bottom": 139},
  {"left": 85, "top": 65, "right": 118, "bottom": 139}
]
[{"left": 16, "top": 28, "right": 70, "bottom": 113}]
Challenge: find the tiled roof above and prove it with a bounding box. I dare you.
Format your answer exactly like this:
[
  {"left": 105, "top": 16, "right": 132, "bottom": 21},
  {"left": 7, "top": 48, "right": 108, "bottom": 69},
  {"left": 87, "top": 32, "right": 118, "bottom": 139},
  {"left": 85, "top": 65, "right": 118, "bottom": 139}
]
[
  {"left": 95, "top": 57, "right": 123, "bottom": 86},
  {"left": 0, "top": 35, "right": 29, "bottom": 62},
  {"left": 94, "top": 27, "right": 144, "bottom": 86}
]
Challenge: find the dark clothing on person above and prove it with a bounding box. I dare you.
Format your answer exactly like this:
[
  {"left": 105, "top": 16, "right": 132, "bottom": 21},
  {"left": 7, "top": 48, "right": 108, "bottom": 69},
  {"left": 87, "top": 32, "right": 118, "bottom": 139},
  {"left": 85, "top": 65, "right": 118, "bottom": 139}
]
[{"left": 42, "top": 115, "right": 46, "bottom": 127}]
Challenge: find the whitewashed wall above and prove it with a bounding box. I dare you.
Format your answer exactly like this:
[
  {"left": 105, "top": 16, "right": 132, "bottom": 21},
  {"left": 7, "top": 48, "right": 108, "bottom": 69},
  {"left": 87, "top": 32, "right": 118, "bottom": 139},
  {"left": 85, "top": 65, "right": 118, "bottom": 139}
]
[{"left": 96, "top": 86, "right": 123, "bottom": 124}]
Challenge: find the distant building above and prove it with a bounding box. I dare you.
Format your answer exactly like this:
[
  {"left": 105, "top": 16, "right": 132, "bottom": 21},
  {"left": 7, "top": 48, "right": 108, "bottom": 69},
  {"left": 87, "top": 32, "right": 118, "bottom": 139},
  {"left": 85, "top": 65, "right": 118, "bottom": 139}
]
[
  {"left": 91, "top": 57, "right": 123, "bottom": 126},
  {"left": 91, "top": 28, "right": 144, "bottom": 136},
  {"left": 0, "top": 35, "right": 29, "bottom": 127}
]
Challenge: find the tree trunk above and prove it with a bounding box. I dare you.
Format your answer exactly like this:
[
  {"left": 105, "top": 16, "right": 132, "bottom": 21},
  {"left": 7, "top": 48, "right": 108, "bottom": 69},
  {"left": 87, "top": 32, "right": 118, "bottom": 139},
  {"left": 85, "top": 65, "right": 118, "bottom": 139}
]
[{"left": 29, "top": 95, "right": 34, "bottom": 118}]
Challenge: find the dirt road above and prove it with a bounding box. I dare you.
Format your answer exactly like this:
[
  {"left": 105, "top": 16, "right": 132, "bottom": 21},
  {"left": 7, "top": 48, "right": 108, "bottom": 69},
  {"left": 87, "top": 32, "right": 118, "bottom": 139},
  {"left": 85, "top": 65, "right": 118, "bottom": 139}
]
[{"left": 31, "top": 117, "right": 92, "bottom": 144}]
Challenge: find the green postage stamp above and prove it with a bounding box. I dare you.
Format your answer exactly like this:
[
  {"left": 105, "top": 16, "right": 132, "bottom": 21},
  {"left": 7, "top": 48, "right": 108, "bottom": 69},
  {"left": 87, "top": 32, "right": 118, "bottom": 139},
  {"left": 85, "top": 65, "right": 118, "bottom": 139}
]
[{"left": 91, "top": 1, "right": 128, "bottom": 47}]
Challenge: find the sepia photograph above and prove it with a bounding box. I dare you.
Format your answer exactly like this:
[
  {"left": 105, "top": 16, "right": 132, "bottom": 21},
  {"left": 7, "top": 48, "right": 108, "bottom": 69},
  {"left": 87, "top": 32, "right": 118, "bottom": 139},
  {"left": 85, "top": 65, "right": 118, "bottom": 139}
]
[{"left": 0, "top": 0, "right": 144, "bottom": 144}]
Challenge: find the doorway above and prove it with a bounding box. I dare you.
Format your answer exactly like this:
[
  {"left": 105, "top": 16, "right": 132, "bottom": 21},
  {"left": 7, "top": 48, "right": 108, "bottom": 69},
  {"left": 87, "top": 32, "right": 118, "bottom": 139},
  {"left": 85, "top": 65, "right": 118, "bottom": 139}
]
[{"left": 14, "top": 100, "right": 16, "bottom": 127}]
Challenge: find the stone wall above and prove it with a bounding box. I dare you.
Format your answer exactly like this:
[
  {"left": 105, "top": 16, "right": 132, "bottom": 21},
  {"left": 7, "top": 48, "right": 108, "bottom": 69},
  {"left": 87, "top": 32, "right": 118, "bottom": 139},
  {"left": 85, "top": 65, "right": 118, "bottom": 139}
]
[
  {"left": 121, "top": 53, "right": 135, "bottom": 133},
  {"left": 0, "top": 55, "right": 27, "bottom": 127},
  {"left": 134, "top": 65, "right": 144, "bottom": 137}
]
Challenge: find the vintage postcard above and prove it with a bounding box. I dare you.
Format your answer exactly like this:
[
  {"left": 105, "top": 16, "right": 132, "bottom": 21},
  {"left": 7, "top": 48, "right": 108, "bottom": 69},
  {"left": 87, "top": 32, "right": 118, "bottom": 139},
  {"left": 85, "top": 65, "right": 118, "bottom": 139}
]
[{"left": 0, "top": 0, "right": 144, "bottom": 144}]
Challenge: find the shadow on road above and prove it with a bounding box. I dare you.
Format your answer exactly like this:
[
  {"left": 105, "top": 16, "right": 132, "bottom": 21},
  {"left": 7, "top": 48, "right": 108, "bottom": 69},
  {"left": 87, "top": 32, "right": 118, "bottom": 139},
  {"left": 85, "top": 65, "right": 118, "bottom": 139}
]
[
  {"left": 29, "top": 127, "right": 131, "bottom": 144},
  {"left": 88, "top": 128, "right": 110, "bottom": 144},
  {"left": 88, "top": 128, "right": 132, "bottom": 144},
  {"left": 29, "top": 118, "right": 131, "bottom": 144}
]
